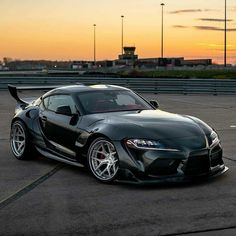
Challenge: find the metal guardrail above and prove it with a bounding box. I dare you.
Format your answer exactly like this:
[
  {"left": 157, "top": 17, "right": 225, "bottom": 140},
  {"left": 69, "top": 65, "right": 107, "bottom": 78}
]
[{"left": 0, "top": 76, "right": 236, "bottom": 95}]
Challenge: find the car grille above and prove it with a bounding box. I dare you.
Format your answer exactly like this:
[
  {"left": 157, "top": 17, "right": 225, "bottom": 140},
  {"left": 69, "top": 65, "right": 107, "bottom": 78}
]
[
  {"left": 147, "top": 159, "right": 181, "bottom": 176},
  {"left": 184, "top": 154, "right": 210, "bottom": 176}
]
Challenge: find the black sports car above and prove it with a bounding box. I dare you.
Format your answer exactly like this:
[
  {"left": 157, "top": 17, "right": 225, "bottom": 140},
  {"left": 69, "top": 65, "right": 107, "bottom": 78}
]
[{"left": 9, "top": 84, "right": 228, "bottom": 183}]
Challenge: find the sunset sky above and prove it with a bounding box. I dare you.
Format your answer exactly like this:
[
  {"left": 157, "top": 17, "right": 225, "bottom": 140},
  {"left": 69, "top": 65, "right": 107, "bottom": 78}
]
[{"left": 0, "top": 0, "right": 235, "bottom": 64}]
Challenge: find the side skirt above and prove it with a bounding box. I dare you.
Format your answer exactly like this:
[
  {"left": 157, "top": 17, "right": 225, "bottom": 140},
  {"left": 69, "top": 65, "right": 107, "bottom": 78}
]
[{"left": 36, "top": 147, "right": 84, "bottom": 168}]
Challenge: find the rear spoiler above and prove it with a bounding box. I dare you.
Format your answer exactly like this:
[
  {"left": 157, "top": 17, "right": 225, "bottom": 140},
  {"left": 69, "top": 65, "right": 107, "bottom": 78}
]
[{"left": 8, "top": 84, "right": 58, "bottom": 105}]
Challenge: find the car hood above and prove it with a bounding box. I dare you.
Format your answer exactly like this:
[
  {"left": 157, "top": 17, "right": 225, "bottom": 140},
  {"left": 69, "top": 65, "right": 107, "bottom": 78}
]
[
  {"left": 85, "top": 110, "right": 208, "bottom": 143},
  {"left": 114, "top": 109, "right": 204, "bottom": 133}
]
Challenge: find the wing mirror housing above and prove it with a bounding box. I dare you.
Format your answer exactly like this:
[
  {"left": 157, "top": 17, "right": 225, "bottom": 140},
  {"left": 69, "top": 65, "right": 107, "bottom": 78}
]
[
  {"left": 150, "top": 100, "right": 159, "bottom": 109},
  {"left": 56, "top": 105, "right": 72, "bottom": 116}
]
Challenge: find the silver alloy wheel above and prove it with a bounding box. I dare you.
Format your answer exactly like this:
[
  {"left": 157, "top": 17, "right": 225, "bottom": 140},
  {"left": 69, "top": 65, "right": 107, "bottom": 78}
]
[
  {"left": 10, "top": 122, "right": 26, "bottom": 157},
  {"left": 88, "top": 139, "right": 119, "bottom": 181}
]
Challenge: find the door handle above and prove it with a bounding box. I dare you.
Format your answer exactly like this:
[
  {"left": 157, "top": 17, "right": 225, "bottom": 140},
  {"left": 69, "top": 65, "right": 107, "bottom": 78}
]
[{"left": 41, "top": 116, "right": 47, "bottom": 122}]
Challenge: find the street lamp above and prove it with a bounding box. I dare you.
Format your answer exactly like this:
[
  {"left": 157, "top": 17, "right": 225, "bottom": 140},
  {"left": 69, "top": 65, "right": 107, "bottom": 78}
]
[
  {"left": 224, "top": 0, "right": 227, "bottom": 67},
  {"left": 161, "top": 3, "right": 165, "bottom": 59},
  {"left": 93, "top": 24, "right": 96, "bottom": 65},
  {"left": 121, "top": 15, "right": 124, "bottom": 55}
]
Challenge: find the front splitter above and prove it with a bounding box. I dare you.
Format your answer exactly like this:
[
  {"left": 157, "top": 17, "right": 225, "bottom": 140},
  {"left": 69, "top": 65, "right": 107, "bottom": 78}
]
[{"left": 115, "top": 166, "right": 229, "bottom": 185}]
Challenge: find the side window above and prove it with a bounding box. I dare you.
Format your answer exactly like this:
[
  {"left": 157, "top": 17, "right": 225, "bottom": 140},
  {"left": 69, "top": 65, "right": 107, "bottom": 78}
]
[
  {"left": 116, "top": 94, "right": 136, "bottom": 106},
  {"left": 43, "top": 95, "right": 77, "bottom": 114}
]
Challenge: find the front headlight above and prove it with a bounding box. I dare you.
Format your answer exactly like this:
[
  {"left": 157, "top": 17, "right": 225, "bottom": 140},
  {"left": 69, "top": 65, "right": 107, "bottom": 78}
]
[
  {"left": 210, "top": 131, "right": 219, "bottom": 146},
  {"left": 126, "top": 139, "right": 179, "bottom": 151}
]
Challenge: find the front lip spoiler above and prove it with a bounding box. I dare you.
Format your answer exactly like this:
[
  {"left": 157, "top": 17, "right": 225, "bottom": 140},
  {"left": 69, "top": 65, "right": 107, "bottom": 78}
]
[{"left": 115, "top": 165, "right": 229, "bottom": 185}]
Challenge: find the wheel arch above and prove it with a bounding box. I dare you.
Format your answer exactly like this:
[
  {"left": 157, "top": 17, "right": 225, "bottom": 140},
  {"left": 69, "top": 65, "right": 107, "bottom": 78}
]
[
  {"left": 10, "top": 117, "right": 37, "bottom": 160},
  {"left": 11, "top": 117, "right": 26, "bottom": 127},
  {"left": 11, "top": 117, "right": 34, "bottom": 143},
  {"left": 82, "top": 133, "right": 112, "bottom": 153}
]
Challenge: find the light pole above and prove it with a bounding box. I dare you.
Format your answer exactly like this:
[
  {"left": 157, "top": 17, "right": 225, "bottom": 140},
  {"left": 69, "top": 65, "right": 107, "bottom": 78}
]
[
  {"left": 121, "top": 15, "right": 124, "bottom": 55},
  {"left": 161, "top": 3, "right": 165, "bottom": 59},
  {"left": 93, "top": 24, "right": 96, "bottom": 65},
  {"left": 224, "top": 0, "right": 227, "bottom": 67}
]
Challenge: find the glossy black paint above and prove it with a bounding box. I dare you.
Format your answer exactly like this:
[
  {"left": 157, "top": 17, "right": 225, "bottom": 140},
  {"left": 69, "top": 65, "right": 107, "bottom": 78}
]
[{"left": 9, "top": 84, "right": 228, "bottom": 183}]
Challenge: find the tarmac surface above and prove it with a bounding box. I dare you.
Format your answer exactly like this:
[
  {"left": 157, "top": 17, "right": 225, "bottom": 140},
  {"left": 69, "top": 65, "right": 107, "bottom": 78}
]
[{"left": 0, "top": 90, "right": 236, "bottom": 236}]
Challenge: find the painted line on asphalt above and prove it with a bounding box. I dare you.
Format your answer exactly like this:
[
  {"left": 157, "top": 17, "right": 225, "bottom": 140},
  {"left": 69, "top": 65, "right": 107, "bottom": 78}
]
[
  {"left": 216, "top": 128, "right": 235, "bottom": 131},
  {"left": 223, "top": 156, "right": 236, "bottom": 162},
  {"left": 0, "top": 164, "right": 63, "bottom": 210},
  {"left": 161, "top": 225, "right": 236, "bottom": 236}
]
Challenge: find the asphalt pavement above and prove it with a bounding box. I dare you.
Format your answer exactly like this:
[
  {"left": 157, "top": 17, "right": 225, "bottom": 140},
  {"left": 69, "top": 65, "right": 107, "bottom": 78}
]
[{"left": 0, "top": 90, "right": 236, "bottom": 236}]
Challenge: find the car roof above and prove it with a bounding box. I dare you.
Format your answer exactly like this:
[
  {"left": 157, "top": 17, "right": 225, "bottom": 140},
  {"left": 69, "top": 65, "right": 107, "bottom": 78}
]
[{"left": 43, "top": 84, "right": 131, "bottom": 97}]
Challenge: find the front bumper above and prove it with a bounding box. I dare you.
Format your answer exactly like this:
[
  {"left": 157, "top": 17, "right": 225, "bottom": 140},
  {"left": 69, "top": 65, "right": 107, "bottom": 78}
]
[{"left": 113, "top": 140, "right": 229, "bottom": 184}]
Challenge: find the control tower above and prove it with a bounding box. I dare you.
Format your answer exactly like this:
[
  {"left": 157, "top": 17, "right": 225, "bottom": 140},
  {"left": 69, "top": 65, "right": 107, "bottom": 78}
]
[{"left": 118, "top": 46, "right": 138, "bottom": 61}]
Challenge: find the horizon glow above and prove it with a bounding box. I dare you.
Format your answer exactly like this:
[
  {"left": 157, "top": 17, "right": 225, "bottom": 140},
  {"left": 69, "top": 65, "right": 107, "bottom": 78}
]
[{"left": 0, "top": 0, "right": 235, "bottom": 64}]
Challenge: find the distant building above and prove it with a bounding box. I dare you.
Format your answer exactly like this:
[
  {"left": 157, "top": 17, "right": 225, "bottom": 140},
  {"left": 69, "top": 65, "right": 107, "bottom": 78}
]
[
  {"left": 96, "top": 60, "right": 114, "bottom": 68},
  {"left": 71, "top": 61, "right": 93, "bottom": 69},
  {"left": 136, "top": 57, "right": 212, "bottom": 68},
  {"left": 137, "top": 57, "right": 184, "bottom": 68},
  {"left": 119, "top": 47, "right": 138, "bottom": 60},
  {"left": 116, "top": 46, "right": 212, "bottom": 68},
  {"left": 5, "top": 60, "right": 73, "bottom": 71},
  {"left": 2, "top": 50, "right": 213, "bottom": 72},
  {"left": 181, "top": 59, "right": 212, "bottom": 66},
  {"left": 117, "top": 47, "right": 138, "bottom": 66}
]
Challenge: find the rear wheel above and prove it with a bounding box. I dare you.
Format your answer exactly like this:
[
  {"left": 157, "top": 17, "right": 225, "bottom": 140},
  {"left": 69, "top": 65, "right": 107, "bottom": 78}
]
[
  {"left": 10, "top": 120, "right": 35, "bottom": 160},
  {"left": 87, "top": 137, "right": 119, "bottom": 183}
]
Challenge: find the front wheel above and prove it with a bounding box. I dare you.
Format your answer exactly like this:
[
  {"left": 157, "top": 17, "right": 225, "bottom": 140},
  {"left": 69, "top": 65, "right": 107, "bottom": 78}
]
[
  {"left": 10, "top": 120, "right": 35, "bottom": 160},
  {"left": 87, "top": 138, "right": 119, "bottom": 183}
]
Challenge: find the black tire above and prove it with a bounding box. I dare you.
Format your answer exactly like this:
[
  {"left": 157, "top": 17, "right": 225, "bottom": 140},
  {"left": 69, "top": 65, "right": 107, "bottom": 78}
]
[
  {"left": 10, "top": 120, "right": 36, "bottom": 160},
  {"left": 87, "top": 137, "right": 119, "bottom": 183}
]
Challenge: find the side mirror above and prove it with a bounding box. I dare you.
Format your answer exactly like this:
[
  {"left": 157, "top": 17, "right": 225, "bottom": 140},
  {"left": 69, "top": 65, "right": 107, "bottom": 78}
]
[
  {"left": 56, "top": 105, "right": 72, "bottom": 116},
  {"left": 150, "top": 100, "right": 159, "bottom": 109}
]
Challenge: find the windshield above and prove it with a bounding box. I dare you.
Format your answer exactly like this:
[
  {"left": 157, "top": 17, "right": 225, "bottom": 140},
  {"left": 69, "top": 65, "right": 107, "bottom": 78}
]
[{"left": 77, "top": 90, "right": 153, "bottom": 114}]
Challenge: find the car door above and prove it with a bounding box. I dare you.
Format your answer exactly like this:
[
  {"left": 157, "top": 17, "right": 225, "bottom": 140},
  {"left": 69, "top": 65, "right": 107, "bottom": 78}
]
[{"left": 39, "top": 94, "right": 81, "bottom": 159}]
